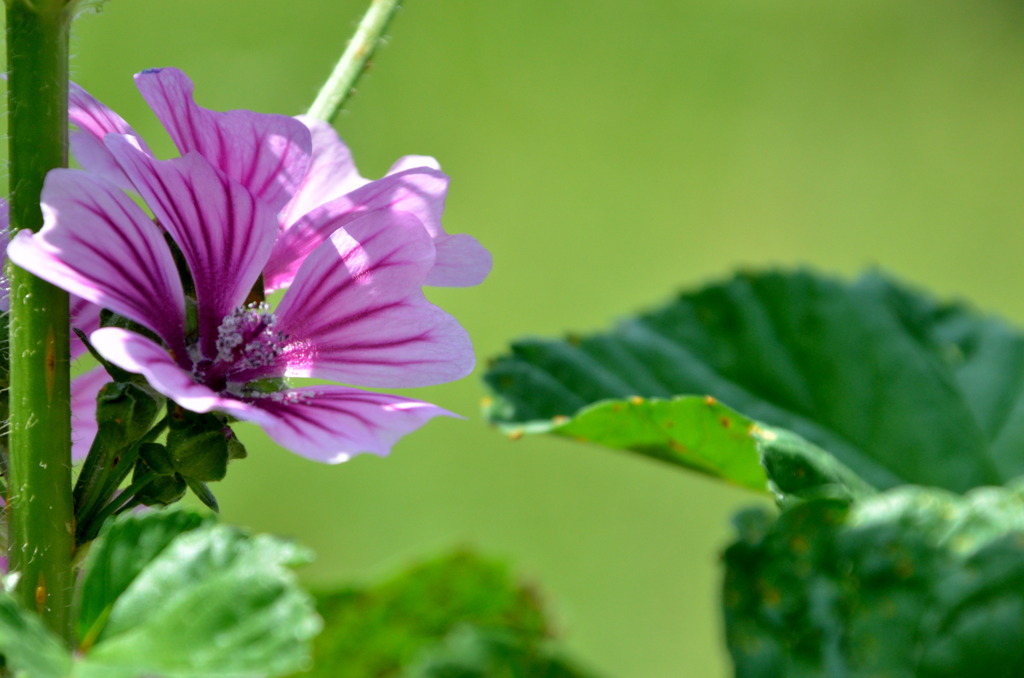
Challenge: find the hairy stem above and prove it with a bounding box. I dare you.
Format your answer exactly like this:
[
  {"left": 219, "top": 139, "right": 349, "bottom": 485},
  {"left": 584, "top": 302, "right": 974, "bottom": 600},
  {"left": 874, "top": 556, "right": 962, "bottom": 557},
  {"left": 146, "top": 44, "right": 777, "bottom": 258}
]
[
  {"left": 306, "top": 0, "right": 402, "bottom": 122},
  {"left": 5, "top": 0, "right": 74, "bottom": 641}
]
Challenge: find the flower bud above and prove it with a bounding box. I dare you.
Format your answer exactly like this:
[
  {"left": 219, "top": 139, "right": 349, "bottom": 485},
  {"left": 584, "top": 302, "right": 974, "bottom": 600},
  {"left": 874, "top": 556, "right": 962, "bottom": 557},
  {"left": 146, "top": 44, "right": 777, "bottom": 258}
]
[{"left": 94, "top": 382, "right": 162, "bottom": 450}]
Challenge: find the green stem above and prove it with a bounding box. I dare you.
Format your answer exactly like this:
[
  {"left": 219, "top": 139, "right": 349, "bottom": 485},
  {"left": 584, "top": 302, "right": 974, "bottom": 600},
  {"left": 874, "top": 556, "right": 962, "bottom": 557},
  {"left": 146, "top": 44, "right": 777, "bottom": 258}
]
[
  {"left": 74, "top": 413, "right": 168, "bottom": 546},
  {"left": 306, "top": 0, "right": 403, "bottom": 122},
  {"left": 5, "top": 0, "right": 74, "bottom": 641},
  {"left": 83, "top": 471, "right": 155, "bottom": 542}
]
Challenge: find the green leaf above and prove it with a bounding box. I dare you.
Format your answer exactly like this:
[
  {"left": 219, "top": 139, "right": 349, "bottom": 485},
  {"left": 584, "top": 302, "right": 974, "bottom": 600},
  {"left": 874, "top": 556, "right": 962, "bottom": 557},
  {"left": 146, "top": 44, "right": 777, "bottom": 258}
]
[
  {"left": 405, "top": 625, "right": 598, "bottom": 678},
  {"left": 859, "top": 274, "right": 1024, "bottom": 480},
  {"left": 723, "top": 480, "right": 1024, "bottom": 677},
  {"left": 496, "top": 396, "right": 877, "bottom": 502},
  {"left": 755, "top": 427, "right": 876, "bottom": 505},
  {"left": 546, "top": 395, "right": 767, "bottom": 490},
  {"left": 507, "top": 394, "right": 877, "bottom": 498},
  {"left": 290, "top": 550, "right": 554, "bottom": 678},
  {"left": 484, "top": 270, "right": 1018, "bottom": 492},
  {"left": 0, "top": 592, "right": 72, "bottom": 678},
  {"left": 76, "top": 507, "right": 211, "bottom": 647},
  {"left": 74, "top": 521, "right": 319, "bottom": 678}
]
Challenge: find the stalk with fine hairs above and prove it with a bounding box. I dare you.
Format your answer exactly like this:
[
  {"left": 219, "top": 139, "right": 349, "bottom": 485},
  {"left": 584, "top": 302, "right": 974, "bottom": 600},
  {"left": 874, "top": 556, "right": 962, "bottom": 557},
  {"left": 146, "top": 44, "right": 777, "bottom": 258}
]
[
  {"left": 306, "top": 0, "right": 402, "bottom": 122},
  {"left": 5, "top": 0, "right": 75, "bottom": 641}
]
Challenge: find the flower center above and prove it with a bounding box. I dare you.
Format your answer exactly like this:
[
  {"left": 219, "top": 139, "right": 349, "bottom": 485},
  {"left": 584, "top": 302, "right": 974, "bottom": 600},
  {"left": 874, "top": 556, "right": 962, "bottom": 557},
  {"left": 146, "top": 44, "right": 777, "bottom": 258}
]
[
  {"left": 194, "top": 302, "right": 287, "bottom": 391},
  {"left": 215, "top": 301, "right": 284, "bottom": 371}
]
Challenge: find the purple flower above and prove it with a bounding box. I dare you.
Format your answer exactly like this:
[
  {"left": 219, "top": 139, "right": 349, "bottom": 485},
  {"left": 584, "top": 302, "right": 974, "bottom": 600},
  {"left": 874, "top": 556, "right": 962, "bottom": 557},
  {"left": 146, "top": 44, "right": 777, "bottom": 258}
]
[
  {"left": 69, "top": 68, "right": 491, "bottom": 293},
  {"left": 9, "top": 136, "right": 475, "bottom": 462}
]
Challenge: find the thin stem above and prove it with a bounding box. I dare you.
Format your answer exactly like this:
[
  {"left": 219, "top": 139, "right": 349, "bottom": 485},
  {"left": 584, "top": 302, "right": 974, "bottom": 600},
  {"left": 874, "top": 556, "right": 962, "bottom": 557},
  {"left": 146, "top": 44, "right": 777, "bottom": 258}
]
[
  {"left": 5, "top": 0, "right": 74, "bottom": 641},
  {"left": 73, "top": 410, "right": 168, "bottom": 524},
  {"left": 82, "top": 471, "right": 155, "bottom": 542},
  {"left": 306, "top": 0, "right": 402, "bottom": 122}
]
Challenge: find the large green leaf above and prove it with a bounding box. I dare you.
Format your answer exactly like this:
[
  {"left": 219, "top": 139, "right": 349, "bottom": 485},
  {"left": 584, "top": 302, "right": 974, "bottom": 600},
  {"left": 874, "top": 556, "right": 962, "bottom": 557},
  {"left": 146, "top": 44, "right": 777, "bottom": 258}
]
[
  {"left": 0, "top": 593, "right": 72, "bottom": 678},
  {"left": 73, "top": 519, "right": 319, "bottom": 678},
  {"left": 494, "top": 394, "right": 874, "bottom": 498},
  {"left": 544, "top": 395, "right": 767, "bottom": 490},
  {"left": 76, "top": 507, "right": 211, "bottom": 648},
  {"left": 290, "top": 550, "right": 571, "bottom": 678},
  {"left": 723, "top": 480, "right": 1024, "bottom": 677},
  {"left": 484, "top": 270, "right": 1021, "bottom": 492}
]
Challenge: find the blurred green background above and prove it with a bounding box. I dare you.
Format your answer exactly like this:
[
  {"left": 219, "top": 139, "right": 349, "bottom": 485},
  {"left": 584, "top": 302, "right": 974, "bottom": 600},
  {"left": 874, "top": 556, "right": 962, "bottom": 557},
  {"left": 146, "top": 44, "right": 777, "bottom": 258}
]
[{"left": 8, "top": 0, "right": 1024, "bottom": 674}]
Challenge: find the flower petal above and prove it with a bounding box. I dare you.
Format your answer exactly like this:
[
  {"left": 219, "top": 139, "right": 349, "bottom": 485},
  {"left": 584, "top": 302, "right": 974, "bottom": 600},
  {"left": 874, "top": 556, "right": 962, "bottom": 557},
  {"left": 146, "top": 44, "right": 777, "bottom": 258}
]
[
  {"left": 2, "top": 197, "right": 115, "bottom": 361},
  {"left": 71, "top": 367, "right": 111, "bottom": 462},
  {"left": 70, "top": 297, "right": 103, "bottom": 362},
  {"left": 387, "top": 155, "right": 440, "bottom": 174},
  {"left": 427, "top": 232, "right": 493, "bottom": 287},
  {"left": 238, "top": 385, "right": 458, "bottom": 463},
  {"left": 264, "top": 210, "right": 475, "bottom": 388},
  {"left": 7, "top": 169, "right": 187, "bottom": 354},
  {"left": 68, "top": 81, "right": 151, "bottom": 186},
  {"left": 90, "top": 328, "right": 255, "bottom": 420},
  {"left": 134, "top": 67, "right": 312, "bottom": 212},
  {"left": 108, "top": 137, "right": 279, "bottom": 359},
  {"left": 278, "top": 116, "right": 369, "bottom": 227},
  {"left": 265, "top": 164, "right": 490, "bottom": 290}
]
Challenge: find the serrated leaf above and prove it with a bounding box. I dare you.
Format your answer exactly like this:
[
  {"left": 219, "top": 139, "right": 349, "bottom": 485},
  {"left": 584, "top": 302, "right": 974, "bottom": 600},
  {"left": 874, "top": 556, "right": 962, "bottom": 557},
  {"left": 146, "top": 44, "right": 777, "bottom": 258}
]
[
  {"left": 290, "top": 550, "right": 552, "bottom": 678},
  {"left": 74, "top": 523, "right": 319, "bottom": 678},
  {"left": 485, "top": 270, "right": 1016, "bottom": 492},
  {"left": 0, "top": 593, "right": 72, "bottom": 678},
  {"left": 723, "top": 481, "right": 1024, "bottom": 677},
  {"left": 77, "top": 507, "right": 211, "bottom": 647}
]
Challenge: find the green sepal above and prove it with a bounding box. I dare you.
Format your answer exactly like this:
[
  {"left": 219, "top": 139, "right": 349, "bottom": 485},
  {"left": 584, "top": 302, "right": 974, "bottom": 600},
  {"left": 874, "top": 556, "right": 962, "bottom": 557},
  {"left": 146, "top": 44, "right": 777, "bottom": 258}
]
[
  {"left": 184, "top": 477, "right": 219, "bottom": 513},
  {"left": 227, "top": 431, "right": 248, "bottom": 461},
  {"left": 166, "top": 409, "right": 229, "bottom": 482},
  {"left": 74, "top": 383, "right": 166, "bottom": 543},
  {"left": 137, "top": 442, "right": 175, "bottom": 477},
  {"left": 130, "top": 443, "right": 187, "bottom": 507},
  {"left": 168, "top": 430, "right": 228, "bottom": 482},
  {"left": 134, "top": 473, "right": 187, "bottom": 507},
  {"left": 92, "top": 382, "right": 162, "bottom": 452}
]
